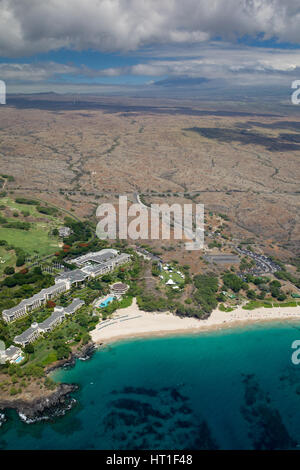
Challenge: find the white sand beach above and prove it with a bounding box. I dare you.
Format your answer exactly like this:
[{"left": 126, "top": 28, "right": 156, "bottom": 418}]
[{"left": 90, "top": 298, "right": 300, "bottom": 345}]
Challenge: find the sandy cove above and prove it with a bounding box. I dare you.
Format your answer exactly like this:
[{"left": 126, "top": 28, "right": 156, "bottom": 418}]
[{"left": 90, "top": 298, "right": 300, "bottom": 345}]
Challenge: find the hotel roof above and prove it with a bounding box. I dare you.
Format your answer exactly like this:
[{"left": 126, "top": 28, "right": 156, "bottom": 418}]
[
  {"left": 55, "top": 269, "right": 90, "bottom": 283},
  {"left": 3, "top": 250, "right": 131, "bottom": 321},
  {"left": 40, "top": 282, "right": 68, "bottom": 295},
  {"left": 4, "top": 345, "right": 22, "bottom": 358},
  {"left": 40, "top": 299, "right": 84, "bottom": 330},
  {"left": 2, "top": 282, "right": 68, "bottom": 317},
  {"left": 14, "top": 324, "right": 39, "bottom": 345},
  {"left": 38, "top": 310, "right": 65, "bottom": 331},
  {"left": 81, "top": 264, "right": 105, "bottom": 275},
  {"left": 72, "top": 249, "right": 118, "bottom": 266},
  {"left": 64, "top": 298, "right": 85, "bottom": 315},
  {"left": 15, "top": 298, "right": 85, "bottom": 341},
  {"left": 112, "top": 282, "right": 128, "bottom": 289}
]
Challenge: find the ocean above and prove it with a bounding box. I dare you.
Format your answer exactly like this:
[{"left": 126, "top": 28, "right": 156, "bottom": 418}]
[{"left": 1, "top": 321, "right": 300, "bottom": 450}]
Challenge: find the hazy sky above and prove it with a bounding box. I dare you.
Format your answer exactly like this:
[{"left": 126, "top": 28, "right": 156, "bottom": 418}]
[{"left": 1, "top": 0, "right": 300, "bottom": 96}]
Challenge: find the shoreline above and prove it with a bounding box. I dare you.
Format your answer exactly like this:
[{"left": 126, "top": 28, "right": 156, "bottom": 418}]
[
  {"left": 0, "top": 343, "right": 95, "bottom": 422},
  {"left": 91, "top": 298, "right": 300, "bottom": 345},
  {"left": 0, "top": 383, "right": 78, "bottom": 422},
  {"left": 2, "top": 300, "right": 300, "bottom": 423},
  {"left": 3, "top": 301, "right": 300, "bottom": 421}
]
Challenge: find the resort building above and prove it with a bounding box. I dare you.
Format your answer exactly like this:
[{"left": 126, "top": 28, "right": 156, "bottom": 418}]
[
  {"left": 81, "top": 264, "right": 107, "bottom": 277},
  {"left": 2, "top": 281, "right": 69, "bottom": 323},
  {"left": 58, "top": 226, "right": 72, "bottom": 238},
  {"left": 38, "top": 299, "right": 85, "bottom": 334},
  {"left": 112, "top": 253, "right": 131, "bottom": 267},
  {"left": 55, "top": 252, "right": 131, "bottom": 284},
  {"left": 110, "top": 282, "right": 129, "bottom": 297},
  {"left": 14, "top": 298, "right": 85, "bottom": 347},
  {"left": 135, "top": 247, "right": 162, "bottom": 264},
  {"left": 0, "top": 345, "right": 23, "bottom": 364},
  {"left": 63, "top": 298, "right": 85, "bottom": 315},
  {"left": 204, "top": 254, "right": 240, "bottom": 265},
  {"left": 38, "top": 308, "right": 66, "bottom": 334},
  {"left": 71, "top": 249, "right": 118, "bottom": 267},
  {"left": 55, "top": 268, "right": 90, "bottom": 287},
  {"left": 14, "top": 322, "right": 40, "bottom": 347},
  {"left": 2, "top": 249, "right": 131, "bottom": 323}
]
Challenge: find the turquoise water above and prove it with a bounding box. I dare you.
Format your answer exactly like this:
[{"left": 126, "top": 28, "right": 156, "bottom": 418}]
[
  {"left": 99, "top": 296, "right": 115, "bottom": 308},
  {"left": 2, "top": 321, "right": 300, "bottom": 449},
  {"left": 15, "top": 356, "right": 24, "bottom": 364}
]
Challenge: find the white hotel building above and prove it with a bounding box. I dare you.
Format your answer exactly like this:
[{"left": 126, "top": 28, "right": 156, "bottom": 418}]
[
  {"left": 14, "top": 298, "right": 85, "bottom": 348},
  {"left": 2, "top": 281, "right": 69, "bottom": 323},
  {"left": 0, "top": 345, "right": 23, "bottom": 364},
  {"left": 2, "top": 249, "right": 131, "bottom": 323}
]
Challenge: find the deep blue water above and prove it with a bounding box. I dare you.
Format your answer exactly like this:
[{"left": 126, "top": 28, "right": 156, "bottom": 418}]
[{"left": 2, "top": 322, "right": 300, "bottom": 449}]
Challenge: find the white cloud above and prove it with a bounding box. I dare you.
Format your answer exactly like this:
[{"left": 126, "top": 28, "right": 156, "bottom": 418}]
[
  {"left": 2, "top": 45, "right": 300, "bottom": 89},
  {"left": 1, "top": 0, "right": 300, "bottom": 57},
  {"left": 84, "top": 45, "right": 300, "bottom": 85},
  {"left": 0, "top": 62, "right": 78, "bottom": 81}
]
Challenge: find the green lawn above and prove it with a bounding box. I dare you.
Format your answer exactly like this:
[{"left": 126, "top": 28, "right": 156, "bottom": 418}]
[
  {"left": 219, "top": 303, "right": 235, "bottom": 312},
  {"left": 243, "top": 300, "right": 273, "bottom": 310},
  {"left": 0, "top": 197, "right": 63, "bottom": 264},
  {"left": 26, "top": 308, "right": 96, "bottom": 367},
  {"left": 28, "top": 337, "right": 59, "bottom": 367},
  {"left": 0, "top": 246, "right": 16, "bottom": 275},
  {"left": 242, "top": 300, "right": 300, "bottom": 310},
  {"left": 0, "top": 225, "right": 60, "bottom": 257},
  {"left": 2, "top": 197, "right": 41, "bottom": 217},
  {"left": 6, "top": 308, "right": 52, "bottom": 340},
  {"left": 160, "top": 266, "right": 185, "bottom": 287}
]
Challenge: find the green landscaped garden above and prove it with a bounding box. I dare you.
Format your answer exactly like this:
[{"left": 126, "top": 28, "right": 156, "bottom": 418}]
[
  {"left": 5, "top": 306, "right": 52, "bottom": 340},
  {"left": 0, "top": 225, "right": 60, "bottom": 257},
  {"left": 0, "top": 197, "right": 66, "bottom": 274},
  {"left": 219, "top": 303, "right": 235, "bottom": 312},
  {"left": 160, "top": 266, "right": 185, "bottom": 287},
  {"left": 3, "top": 197, "right": 42, "bottom": 217},
  {"left": 242, "top": 300, "right": 300, "bottom": 310},
  {"left": 0, "top": 246, "right": 16, "bottom": 274},
  {"left": 22, "top": 306, "right": 96, "bottom": 368}
]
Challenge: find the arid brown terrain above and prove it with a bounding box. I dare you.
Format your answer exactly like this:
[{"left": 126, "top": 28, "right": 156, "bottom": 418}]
[{"left": 0, "top": 94, "right": 299, "bottom": 263}]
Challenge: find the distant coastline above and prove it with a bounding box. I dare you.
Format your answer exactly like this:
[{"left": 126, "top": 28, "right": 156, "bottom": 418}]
[{"left": 91, "top": 298, "right": 300, "bottom": 345}]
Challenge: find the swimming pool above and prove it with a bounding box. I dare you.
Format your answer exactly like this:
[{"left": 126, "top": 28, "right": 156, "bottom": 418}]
[
  {"left": 99, "top": 296, "right": 115, "bottom": 308},
  {"left": 15, "top": 356, "right": 24, "bottom": 364}
]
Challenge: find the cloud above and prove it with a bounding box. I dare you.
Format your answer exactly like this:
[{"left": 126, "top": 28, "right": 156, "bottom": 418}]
[
  {"left": 0, "top": 61, "right": 78, "bottom": 81},
  {"left": 1, "top": 0, "right": 300, "bottom": 57},
  {"left": 153, "top": 76, "right": 210, "bottom": 87},
  {"left": 83, "top": 45, "right": 300, "bottom": 85},
  {"left": 2, "top": 44, "right": 300, "bottom": 90}
]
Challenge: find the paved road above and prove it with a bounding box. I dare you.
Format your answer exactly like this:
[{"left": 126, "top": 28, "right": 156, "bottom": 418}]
[{"left": 134, "top": 193, "right": 204, "bottom": 250}]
